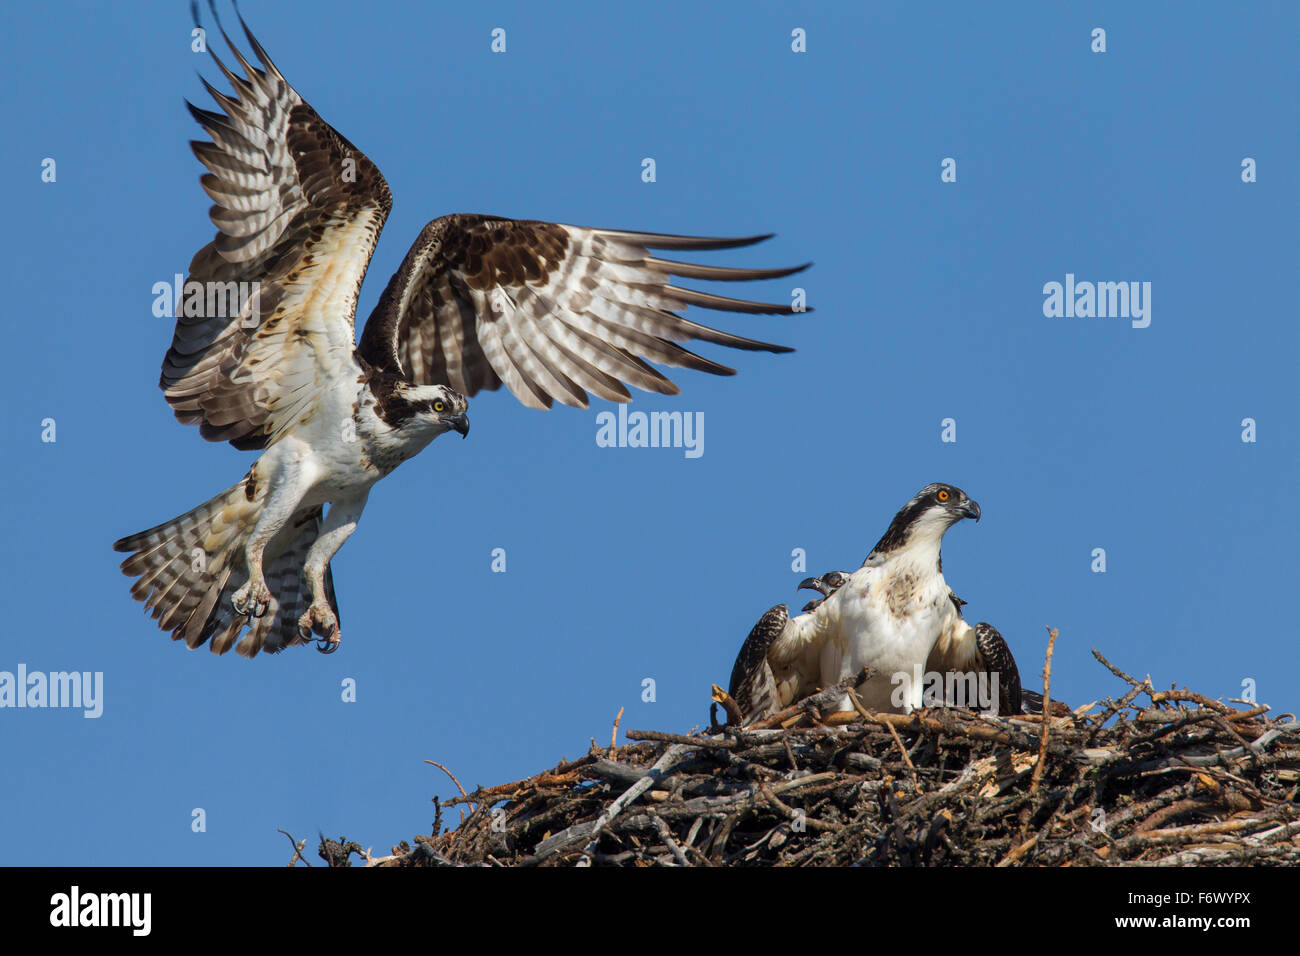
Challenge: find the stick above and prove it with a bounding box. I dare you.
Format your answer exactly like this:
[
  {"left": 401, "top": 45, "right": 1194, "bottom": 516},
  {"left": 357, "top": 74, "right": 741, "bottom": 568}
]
[
  {"left": 1028, "top": 628, "right": 1059, "bottom": 799},
  {"left": 425, "top": 760, "right": 468, "bottom": 799},
  {"left": 575, "top": 744, "right": 689, "bottom": 867},
  {"left": 711, "top": 684, "right": 745, "bottom": 726},
  {"left": 277, "top": 829, "right": 311, "bottom": 867},
  {"left": 610, "top": 706, "right": 624, "bottom": 759},
  {"left": 626, "top": 729, "right": 736, "bottom": 749}
]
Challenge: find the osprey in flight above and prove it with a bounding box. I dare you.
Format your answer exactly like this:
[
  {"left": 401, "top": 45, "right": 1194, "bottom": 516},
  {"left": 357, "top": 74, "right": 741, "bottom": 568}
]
[
  {"left": 727, "top": 483, "right": 1023, "bottom": 720},
  {"left": 114, "top": 12, "right": 807, "bottom": 658}
]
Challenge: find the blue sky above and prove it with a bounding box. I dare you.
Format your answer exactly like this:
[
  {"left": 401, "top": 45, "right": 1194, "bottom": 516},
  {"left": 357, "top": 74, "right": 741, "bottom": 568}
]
[{"left": 1, "top": 1, "right": 1296, "bottom": 865}]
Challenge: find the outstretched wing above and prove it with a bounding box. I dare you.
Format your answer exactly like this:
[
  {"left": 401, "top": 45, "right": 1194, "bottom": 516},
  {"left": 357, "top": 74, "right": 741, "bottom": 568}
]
[
  {"left": 728, "top": 604, "right": 790, "bottom": 722},
  {"left": 161, "top": 14, "right": 391, "bottom": 450},
  {"left": 973, "top": 622, "right": 1022, "bottom": 717},
  {"left": 356, "top": 215, "right": 808, "bottom": 409}
]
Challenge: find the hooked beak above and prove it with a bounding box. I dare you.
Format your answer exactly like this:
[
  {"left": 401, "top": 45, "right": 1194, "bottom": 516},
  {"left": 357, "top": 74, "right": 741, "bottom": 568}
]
[
  {"left": 961, "top": 499, "right": 981, "bottom": 522},
  {"left": 452, "top": 413, "right": 470, "bottom": 439}
]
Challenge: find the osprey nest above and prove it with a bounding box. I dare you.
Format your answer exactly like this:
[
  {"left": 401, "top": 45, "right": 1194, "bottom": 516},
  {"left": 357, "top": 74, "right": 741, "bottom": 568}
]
[{"left": 304, "top": 646, "right": 1299, "bottom": 867}]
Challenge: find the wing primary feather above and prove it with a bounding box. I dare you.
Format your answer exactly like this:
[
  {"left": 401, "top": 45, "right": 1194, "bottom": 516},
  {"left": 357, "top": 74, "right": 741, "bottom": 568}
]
[
  {"left": 238, "top": 11, "right": 286, "bottom": 79},
  {"left": 642, "top": 257, "right": 811, "bottom": 281},
  {"left": 650, "top": 310, "right": 796, "bottom": 354},
  {"left": 578, "top": 311, "right": 738, "bottom": 377},
  {"left": 592, "top": 229, "right": 777, "bottom": 251},
  {"left": 659, "top": 284, "right": 807, "bottom": 315}
]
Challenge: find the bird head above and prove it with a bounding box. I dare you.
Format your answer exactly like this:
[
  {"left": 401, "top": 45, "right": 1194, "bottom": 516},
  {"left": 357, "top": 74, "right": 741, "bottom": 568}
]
[
  {"left": 396, "top": 384, "right": 470, "bottom": 438},
  {"left": 867, "top": 483, "right": 980, "bottom": 559}
]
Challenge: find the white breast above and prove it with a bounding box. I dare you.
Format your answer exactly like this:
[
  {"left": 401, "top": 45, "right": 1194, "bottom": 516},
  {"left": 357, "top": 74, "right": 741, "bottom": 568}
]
[{"left": 812, "top": 558, "right": 951, "bottom": 713}]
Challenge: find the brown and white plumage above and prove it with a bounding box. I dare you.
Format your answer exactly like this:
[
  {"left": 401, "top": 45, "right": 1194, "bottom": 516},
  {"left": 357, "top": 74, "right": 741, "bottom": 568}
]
[
  {"left": 731, "top": 568, "right": 1033, "bottom": 722},
  {"left": 358, "top": 218, "right": 801, "bottom": 410},
  {"left": 163, "top": 20, "right": 392, "bottom": 450},
  {"left": 728, "top": 604, "right": 793, "bottom": 721},
  {"left": 115, "top": 8, "right": 808, "bottom": 658},
  {"left": 725, "top": 484, "right": 983, "bottom": 722},
  {"left": 168, "top": 20, "right": 802, "bottom": 441}
]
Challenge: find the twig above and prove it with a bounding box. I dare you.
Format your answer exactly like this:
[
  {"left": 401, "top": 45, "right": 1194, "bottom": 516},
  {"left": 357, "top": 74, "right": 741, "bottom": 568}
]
[
  {"left": 1027, "top": 628, "right": 1059, "bottom": 801},
  {"left": 711, "top": 684, "right": 745, "bottom": 726},
  {"left": 425, "top": 759, "right": 468, "bottom": 799},
  {"left": 884, "top": 715, "right": 919, "bottom": 788},
  {"left": 610, "top": 706, "right": 624, "bottom": 759},
  {"left": 1091, "top": 648, "right": 1147, "bottom": 692},
  {"left": 625, "top": 729, "right": 736, "bottom": 749},
  {"left": 277, "top": 829, "right": 311, "bottom": 867},
  {"left": 649, "top": 812, "right": 691, "bottom": 865}
]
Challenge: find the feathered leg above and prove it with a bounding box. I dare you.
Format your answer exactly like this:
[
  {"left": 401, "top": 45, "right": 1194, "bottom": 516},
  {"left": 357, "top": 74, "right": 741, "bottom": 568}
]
[
  {"left": 297, "top": 490, "right": 369, "bottom": 652},
  {"left": 231, "top": 444, "right": 314, "bottom": 618}
]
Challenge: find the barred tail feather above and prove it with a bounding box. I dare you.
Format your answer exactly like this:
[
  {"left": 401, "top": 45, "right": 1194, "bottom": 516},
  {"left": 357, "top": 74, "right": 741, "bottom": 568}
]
[{"left": 113, "top": 478, "right": 336, "bottom": 658}]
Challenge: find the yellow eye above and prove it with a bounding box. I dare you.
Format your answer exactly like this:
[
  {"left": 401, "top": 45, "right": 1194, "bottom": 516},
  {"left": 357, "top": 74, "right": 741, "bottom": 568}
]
[
  {"left": 434, "top": 401, "right": 445, "bottom": 412},
  {"left": 937, "top": 489, "right": 950, "bottom": 502}
]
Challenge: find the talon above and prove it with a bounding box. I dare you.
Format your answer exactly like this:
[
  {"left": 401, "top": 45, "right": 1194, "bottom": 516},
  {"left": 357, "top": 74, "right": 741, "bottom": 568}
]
[
  {"left": 299, "top": 603, "right": 340, "bottom": 653},
  {"left": 233, "top": 579, "right": 272, "bottom": 619}
]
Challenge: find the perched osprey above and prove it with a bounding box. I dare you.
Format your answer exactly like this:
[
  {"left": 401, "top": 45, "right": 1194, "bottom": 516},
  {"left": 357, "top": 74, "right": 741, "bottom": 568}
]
[
  {"left": 113, "top": 11, "right": 807, "bottom": 658},
  {"left": 727, "top": 483, "right": 983, "bottom": 720}
]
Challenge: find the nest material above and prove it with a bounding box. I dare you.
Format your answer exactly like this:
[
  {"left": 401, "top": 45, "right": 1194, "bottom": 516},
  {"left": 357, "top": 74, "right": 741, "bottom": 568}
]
[{"left": 308, "top": 649, "right": 1299, "bottom": 867}]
